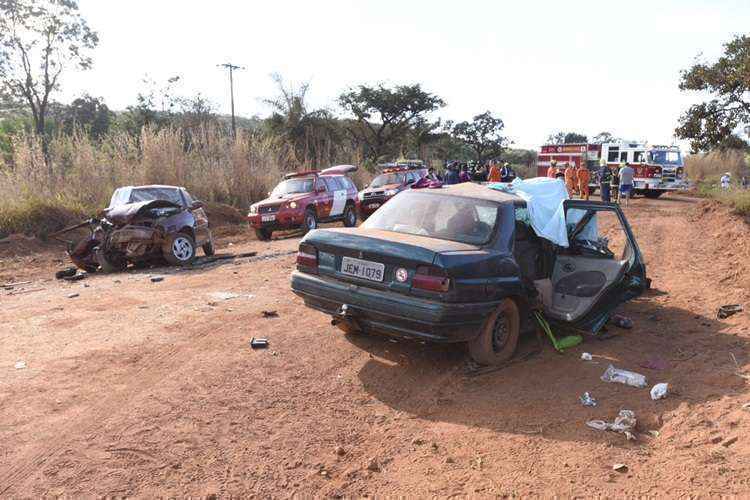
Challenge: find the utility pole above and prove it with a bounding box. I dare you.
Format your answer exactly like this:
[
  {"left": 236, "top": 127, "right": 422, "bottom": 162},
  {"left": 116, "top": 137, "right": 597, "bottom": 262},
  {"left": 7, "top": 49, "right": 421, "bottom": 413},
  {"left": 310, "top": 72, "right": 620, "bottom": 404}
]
[{"left": 218, "top": 63, "right": 245, "bottom": 138}]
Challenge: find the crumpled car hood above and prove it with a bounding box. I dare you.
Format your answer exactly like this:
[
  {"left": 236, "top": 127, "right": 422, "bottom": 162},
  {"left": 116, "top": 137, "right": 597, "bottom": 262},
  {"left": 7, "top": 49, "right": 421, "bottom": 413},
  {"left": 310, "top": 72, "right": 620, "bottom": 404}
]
[{"left": 104, "top": 200, "right": 182, "bottom": 226}]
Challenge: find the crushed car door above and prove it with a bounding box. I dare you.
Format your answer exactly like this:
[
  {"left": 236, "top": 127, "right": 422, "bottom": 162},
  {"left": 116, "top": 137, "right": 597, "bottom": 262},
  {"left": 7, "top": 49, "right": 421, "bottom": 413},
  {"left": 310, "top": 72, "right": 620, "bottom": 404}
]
[{"left": 544, "top": 200, "right": 648, "bottom": 333}]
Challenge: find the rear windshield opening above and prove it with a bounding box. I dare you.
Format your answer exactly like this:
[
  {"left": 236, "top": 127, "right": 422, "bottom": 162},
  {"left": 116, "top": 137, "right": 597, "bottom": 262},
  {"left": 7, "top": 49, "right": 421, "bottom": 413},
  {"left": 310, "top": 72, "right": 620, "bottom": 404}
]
[{"left": 362, "top": 190, "right": 498, "bottom": 245}]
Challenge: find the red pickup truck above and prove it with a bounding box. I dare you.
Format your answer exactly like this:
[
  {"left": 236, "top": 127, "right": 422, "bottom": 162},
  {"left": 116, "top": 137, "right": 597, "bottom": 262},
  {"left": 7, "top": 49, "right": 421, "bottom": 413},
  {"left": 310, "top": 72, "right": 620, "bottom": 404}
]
[{"left": 247, "top": 165, "right": 359, "bottom": 240}]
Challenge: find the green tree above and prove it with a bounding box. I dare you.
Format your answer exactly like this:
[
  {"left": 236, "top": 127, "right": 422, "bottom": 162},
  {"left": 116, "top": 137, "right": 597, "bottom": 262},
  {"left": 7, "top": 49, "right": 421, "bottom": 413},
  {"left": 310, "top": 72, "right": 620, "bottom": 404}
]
[
  {"left": 58, "top": 94, "right": 112, "bottom": 139},
  {"left": 338, "top": 83, "right": 445, "bottom": 162},
  {"left": 676, "top": 35, "right": 750, "bottom": 152},
  {"left": 0, "top": 0, "right": 98, "bottom": 137},
  {"left": 547, "top": 131, "right": 588, "bottom": 144},
  {"left": 591, "top": 131, "right": 618, "bottom": 144},
  {"left": 451, "top": 111, "right": 510, "bottom": 164}
]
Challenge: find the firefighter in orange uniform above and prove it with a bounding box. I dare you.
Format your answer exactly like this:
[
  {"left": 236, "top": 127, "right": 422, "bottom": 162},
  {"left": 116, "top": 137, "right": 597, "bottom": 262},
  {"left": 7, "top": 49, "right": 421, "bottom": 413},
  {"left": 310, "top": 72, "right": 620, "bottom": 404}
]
[
  {"left": 487, "top": 161, "right": 501, "bottom": 182},
  {"left": 577, "top": 163, "right": 591, "bottom": 200},
  {"left": 546, "top": 160, "right": 558, "bottom": 178},
  {"left": 563, "top": 162, "right": 578, "bottom": 196}
]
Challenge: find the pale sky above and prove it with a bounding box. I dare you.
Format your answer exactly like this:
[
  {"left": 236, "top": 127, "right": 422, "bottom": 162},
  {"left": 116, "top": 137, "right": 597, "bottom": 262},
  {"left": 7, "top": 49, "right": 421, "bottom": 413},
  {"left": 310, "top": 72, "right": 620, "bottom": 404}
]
[{"left": 61, "top": 0, "right": 750, "bottom": 149}]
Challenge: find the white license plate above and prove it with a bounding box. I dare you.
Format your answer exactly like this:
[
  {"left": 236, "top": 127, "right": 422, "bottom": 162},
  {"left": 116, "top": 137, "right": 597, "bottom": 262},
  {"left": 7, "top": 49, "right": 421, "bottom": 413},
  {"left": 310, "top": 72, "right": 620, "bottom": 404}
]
[
  {"left": 261, "top": 214, "right": 276, "bottom": 222},
  {"left": 367, "top": 203, "right": 381, "bottom": 209},
  {"left": 341, "top": 256, "right": 385, "bottom": 282}
]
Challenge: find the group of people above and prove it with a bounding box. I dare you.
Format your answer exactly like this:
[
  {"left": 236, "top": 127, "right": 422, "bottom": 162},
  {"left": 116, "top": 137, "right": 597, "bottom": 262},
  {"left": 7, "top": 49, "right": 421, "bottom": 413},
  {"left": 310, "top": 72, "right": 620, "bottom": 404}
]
[
  {"left": 546, "top": 160, "right": 635, "bottom": 206},
  {"left": 439, "top": 160, "right": 516, "bottom": 185}
]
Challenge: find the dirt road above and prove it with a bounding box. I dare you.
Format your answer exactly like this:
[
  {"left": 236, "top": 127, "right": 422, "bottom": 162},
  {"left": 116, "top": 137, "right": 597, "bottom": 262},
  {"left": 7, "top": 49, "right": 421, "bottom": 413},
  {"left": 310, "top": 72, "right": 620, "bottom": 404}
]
[{"left": 1, "top": 195, "right": 749, "bottom": 497}]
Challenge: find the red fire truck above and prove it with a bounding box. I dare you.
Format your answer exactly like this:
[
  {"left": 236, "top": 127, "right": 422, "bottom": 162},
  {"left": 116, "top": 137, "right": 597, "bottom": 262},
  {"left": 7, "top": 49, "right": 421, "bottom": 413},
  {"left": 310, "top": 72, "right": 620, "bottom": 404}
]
[{"left": 537, "top": 141, "right": 686, "bottom": 198}]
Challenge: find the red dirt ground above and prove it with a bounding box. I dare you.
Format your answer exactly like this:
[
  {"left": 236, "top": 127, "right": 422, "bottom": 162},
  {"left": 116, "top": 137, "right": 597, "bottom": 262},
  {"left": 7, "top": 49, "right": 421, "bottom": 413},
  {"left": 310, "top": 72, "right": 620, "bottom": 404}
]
[{"left": 1, "top": 194, "right": 749, "bottom": 496}]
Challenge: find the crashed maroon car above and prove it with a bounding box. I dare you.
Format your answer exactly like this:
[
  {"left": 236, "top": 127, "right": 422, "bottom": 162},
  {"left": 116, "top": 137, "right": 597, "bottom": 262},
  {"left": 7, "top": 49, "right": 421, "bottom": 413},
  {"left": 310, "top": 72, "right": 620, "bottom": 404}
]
[
  {"left": 247, "top": 165, "right": 359, "bottom": 240},
  {"left": 357, "top": 165, "right": 428, "bottom": 220},
  {"left": 52, "top": 185, "right": 214, "bottom": 272}
]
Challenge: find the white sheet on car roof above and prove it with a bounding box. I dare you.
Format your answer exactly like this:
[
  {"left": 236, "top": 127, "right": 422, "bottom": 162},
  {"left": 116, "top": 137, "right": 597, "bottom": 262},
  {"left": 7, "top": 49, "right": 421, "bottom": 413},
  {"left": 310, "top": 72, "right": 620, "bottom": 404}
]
[{"left": 488, "top": 177, "right": 596, "bottom": 248}]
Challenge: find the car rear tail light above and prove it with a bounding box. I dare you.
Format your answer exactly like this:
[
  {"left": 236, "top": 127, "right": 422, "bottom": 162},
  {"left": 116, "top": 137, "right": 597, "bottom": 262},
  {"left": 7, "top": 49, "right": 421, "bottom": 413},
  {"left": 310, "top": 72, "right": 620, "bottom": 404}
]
[
  {"left": 297, "top": 243, "right": 318, "bottom": 269},
  {"left": 413, "top": 266, "right": 450, "bottom": 292}
]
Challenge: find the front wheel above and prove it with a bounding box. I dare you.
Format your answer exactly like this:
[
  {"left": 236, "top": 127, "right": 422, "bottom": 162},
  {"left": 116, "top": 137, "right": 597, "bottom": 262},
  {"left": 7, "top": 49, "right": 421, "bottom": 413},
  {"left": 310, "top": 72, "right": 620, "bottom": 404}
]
[
  {"left": 254, "top": 228, "right": 273, "bottom": 241},
  {"left": 303, "top": 208, "right": 318, "bottom": 233},
  {"left": 343, "top": 204, "right": 357, "bottom": 227},
  {"left": 163, "top": 233, "right": 197, "bottom": 266},
  {"left": 468, "top": 298, "right": 520, "bottom": 366},
  {"left": 96, "top": 247, "right": 128, "bottom": 273}
]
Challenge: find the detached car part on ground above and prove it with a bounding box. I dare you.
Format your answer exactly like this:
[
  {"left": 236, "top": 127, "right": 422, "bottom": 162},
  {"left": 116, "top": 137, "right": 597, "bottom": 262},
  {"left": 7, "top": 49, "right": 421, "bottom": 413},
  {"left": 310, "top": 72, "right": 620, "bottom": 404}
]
[
  {"left": 291, "top": 182, "right": 649, "bottom": 366},
  {"left": 51, "top": 185, "right": 214, "bottom": 273},
  {"left": 247, "top": 165, "right": 359, "bottom": 241}
]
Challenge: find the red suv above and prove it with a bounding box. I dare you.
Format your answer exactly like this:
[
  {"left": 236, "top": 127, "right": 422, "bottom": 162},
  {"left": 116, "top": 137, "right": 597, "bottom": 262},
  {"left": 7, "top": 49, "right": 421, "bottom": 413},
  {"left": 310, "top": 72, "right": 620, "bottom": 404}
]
[
  {"left": 357, "top": 166, "right": 428, "bottom": 220},
  {"left": 247, "top": 165, "right": 359, "bottom": 240}
]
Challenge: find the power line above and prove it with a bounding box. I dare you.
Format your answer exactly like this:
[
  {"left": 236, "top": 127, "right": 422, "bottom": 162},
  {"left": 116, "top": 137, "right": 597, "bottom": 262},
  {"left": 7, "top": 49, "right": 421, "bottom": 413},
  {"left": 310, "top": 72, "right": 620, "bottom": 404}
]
[{"left": 217, "top": 63, "right": 245, "bottom": 138}]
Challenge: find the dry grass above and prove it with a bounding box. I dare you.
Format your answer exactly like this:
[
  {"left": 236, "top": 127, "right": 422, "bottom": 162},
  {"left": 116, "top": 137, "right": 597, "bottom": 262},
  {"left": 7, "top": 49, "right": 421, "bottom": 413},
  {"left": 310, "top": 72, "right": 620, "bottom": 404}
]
[
  {"left": 685, "top": 149, "right": 749, "bottom": 181},
  {"left": 0, "top": 126, "right": 365, "bottom": 237}
]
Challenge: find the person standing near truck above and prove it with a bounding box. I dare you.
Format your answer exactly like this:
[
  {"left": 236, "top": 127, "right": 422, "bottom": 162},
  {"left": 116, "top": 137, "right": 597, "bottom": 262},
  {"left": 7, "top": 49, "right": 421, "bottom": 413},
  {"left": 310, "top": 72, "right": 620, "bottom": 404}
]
[
  {"left": 487, "top": 160, "right": 501, "bottom": 182},
  {"left": 598, "top": 159, "right": 612, "bottom": 203},
  {"left": 619, "top": 162, "right": 635, "bottom": 207},
  {"left": 610, "top": 164, "right": 620, "bottom": 203},
  {"left": 576, "top": 163, "right": 591, "bottom": 200},
  {"left": 564, "top": 162, "right": 578, "bottom": 197},
  {"left": 547, "top": 160, "right": 558, "bottom": 178}
]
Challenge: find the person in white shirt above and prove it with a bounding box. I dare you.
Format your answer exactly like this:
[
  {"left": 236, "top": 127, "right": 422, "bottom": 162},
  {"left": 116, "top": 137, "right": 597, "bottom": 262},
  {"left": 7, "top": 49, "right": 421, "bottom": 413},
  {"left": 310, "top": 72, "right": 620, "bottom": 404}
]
[{"left": 720, "top": 172, "right": 731, "bottom": 190}]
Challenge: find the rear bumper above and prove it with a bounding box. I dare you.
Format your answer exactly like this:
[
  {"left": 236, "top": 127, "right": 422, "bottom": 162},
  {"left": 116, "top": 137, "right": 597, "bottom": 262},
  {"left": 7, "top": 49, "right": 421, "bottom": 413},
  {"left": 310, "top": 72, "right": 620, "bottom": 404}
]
[{"left": 291, "top": 270, "right": 497, "bottom": 343}]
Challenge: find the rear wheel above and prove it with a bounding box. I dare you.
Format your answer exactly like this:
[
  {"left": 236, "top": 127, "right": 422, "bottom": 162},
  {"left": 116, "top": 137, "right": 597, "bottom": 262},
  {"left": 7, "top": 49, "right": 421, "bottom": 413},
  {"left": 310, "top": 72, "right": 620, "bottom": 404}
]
[
  {"left": 163, "top": 233, "right": 196, "bottom": 266},
  {"left": 303, "top": 208, "right": 318, "bottom": 233},
  {"left": 343, "top": 204, "right": 357, "bottom": 227},
  {"left": 468, "top": 298, "right": 520, "bottom": 366},
  {"left": 255, "top": 228, "right": 272, "bottom": 241},
  {"left": 644, "top": 190, "right": 663, "bottom": 199}
]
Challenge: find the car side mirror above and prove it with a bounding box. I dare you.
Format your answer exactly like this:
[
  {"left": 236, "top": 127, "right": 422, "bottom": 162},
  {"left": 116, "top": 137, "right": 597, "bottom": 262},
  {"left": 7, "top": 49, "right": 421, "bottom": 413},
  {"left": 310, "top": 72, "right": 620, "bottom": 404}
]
[{"left": 191, "top": 201, "right": 204, "bottom": 210}]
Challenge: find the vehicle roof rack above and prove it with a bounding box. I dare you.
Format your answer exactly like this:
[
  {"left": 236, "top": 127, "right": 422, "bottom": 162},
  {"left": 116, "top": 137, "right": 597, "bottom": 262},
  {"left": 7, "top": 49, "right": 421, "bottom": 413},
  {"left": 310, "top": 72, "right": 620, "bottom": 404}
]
[{"left": 284, "top": 170, "right": 319, "bottom": 179}]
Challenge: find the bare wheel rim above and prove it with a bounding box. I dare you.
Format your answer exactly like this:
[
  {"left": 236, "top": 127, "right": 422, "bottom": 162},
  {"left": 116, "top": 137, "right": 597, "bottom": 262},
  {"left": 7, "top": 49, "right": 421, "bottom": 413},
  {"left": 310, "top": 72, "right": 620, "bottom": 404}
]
[
  {"left": 306, "top": 213, "right": 317, "bottom": 229},
  {"left": 346, "top": 208, "right": 356, "bottom": 225},
  {"left": 491, "top": 314, "right": 510, "bottom": 352},
  {"left": 172, "top": 236, "right": 193, "bottom": 261}
]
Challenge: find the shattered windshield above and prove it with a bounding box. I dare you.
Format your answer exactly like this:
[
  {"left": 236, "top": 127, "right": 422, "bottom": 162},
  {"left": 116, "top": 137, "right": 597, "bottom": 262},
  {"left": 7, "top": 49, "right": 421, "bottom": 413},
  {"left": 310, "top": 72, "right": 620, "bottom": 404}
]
[
  {"left": 362, "top": 190, "right": 498, "bottom": 245},
  {"left": 109, "top": 187, "right": 184, "bottom": 207},
  {"left": 271, "top": 178, "right": 314, "bottom": 198},
  {"left": 370, "top": 173, "right": 405, "bottom": 188},
  {"left": 648, "top": 150, "right": 682, "bottom": 166}
]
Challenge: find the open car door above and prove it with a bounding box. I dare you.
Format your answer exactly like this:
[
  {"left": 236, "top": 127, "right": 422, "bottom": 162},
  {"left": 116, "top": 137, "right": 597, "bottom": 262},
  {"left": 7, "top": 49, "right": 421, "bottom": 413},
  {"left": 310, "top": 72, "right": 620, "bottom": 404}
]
[{"left": 544, "top": 200, "right": 648, "bottom": 333}]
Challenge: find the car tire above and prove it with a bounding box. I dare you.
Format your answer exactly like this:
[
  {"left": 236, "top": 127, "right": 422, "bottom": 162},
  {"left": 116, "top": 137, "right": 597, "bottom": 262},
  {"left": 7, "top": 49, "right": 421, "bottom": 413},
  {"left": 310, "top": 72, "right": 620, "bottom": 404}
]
[
  {"left": 95, "top": 247, "right": 127, "bottom": 273},
  {"left": 202, "top": 232, "right": 216, "bottom": 256},
  {"left": 303, "top": 208, "right": 318, "bottom": 233},
  {"left": 162, "top": 233, "right": 197, "bottom": 266},
  {"left": 343, "top": 203, "right": 357, "bottom": 227},
  {"left": 254, "top": 228, "right": 273, "bottom": 241},
  {"left": 468, "top": 298, "right": 520, "bottom": 366}
]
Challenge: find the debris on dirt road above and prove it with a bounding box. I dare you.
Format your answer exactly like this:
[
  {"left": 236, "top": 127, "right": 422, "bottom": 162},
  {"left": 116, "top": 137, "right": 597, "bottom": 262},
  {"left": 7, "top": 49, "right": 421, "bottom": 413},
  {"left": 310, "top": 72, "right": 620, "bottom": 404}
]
[
  {"left": 612, "top": 463, "right": 628, "bottom": 473},
  {"left": 262, "top": 310, "right": 279, "bottom": 318},
  {"left": 611, "top": 314, "right": 634, "bottom": 329},
  {"left": 207, "top": 291, "right": 240, "bottom": 301},
  {"left": 587, "top": 409, "right": 638, "bottom": 441},
  {"left": 63, "top": 272, "right": 87, "bottom": 282},
  {"left": 250, "top": 338, "right": 269, "bottom": 349},
  {"left": 14, "top": 360, "right": 26, "bottom": 370},
  {"left": 650, "top": 383, "right": 669, "bottom": 400},
  {"left": 150, "top": 276, "right": 165, "bottom": 283},
  {"left": 66, "top": 292, "right": 80, "bottom": 299},
  {"left": 2, "top": 280, "right": 31, "bottom": 290},
  {"left": 581, "top": 352, "right": 593, "bottom": 361},
  {"left": 717, "top": 304, "right": 743, "bottom": 319},
  {"left": 55, "top": 268, "right": 77, "bottom": 280},
  {"left": 601, "top": 364, "right": 647, "bottom": 388},
  {"left": 580, "top": 392, "right": 598, "bottom": 406}
]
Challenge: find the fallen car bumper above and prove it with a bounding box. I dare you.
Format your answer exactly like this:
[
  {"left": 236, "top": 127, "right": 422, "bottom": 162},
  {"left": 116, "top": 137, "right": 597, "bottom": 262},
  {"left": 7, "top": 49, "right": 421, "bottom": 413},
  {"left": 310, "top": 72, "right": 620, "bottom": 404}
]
[{"left": 291, "top": 271, "right": 497, "bottom": 343}]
